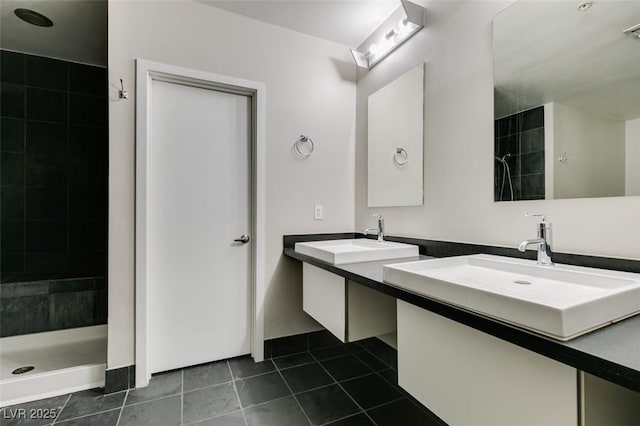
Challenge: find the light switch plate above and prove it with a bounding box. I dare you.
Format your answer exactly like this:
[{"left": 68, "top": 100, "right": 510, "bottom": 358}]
[{"left": 314, "top": 205, "right": 323, "bottom": 220}]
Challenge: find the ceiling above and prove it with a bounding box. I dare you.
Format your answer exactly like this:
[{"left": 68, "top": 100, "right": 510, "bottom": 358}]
[
  {"left": 494, "top": 0, "right": 640, "bottom": 121},
  {"left": 197, "top": 0, "right": 399, "bottom": 48},
  {"left": 0, "top": 0, "right": 107, "bottom": 66}
]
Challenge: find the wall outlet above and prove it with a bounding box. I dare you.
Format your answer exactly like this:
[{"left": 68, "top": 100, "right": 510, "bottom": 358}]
[{"left": 314, "top": 205, "right": 323, "bottom": 220}]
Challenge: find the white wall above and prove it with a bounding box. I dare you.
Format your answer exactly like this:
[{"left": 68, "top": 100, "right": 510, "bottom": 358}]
[
  {"left": 626, "top": 118, "right": 640, "bottom": 196},
  {"left": 108, "top": 0, "right": 356, "bottom": 369},
  {"left": 355, "top": 1, "right": 640, "bottom": 260},
  {"left": 552, "top": 103, "right": 625, "bottom": 199}
]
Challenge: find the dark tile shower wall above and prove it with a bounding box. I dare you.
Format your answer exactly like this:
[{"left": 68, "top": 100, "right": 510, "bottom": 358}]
[
  {"left": 494, "top": 106, "right": 545, "bottom": 201},
  {"left": 0, "top": 50, "right": 107, "bottom": 336},
  {"left": 0, "top": 277, "right": 107, "bottom": 337}
]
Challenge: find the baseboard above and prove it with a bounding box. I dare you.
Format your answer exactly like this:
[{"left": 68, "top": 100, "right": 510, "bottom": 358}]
[{"left": 105, "top": 365, "right": 135, "bottom": 394}]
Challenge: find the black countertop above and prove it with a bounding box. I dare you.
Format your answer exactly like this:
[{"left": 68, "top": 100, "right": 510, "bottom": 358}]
[{"left": 283, "top": 235, "right": 640, "bottom": 393}]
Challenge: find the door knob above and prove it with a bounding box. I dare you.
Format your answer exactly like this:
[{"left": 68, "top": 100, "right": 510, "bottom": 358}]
[{"left": 234, "top": 234, "right": 250, "bottom": 244}]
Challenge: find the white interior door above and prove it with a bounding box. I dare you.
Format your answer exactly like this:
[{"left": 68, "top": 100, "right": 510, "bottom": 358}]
[{"left": 148, "top": 79, "right": 251, "bottom": 373}]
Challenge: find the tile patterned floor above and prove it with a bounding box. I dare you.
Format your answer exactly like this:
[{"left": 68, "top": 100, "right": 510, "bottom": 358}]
[{"left": 0, "top": 337, "right": 445, "bottom": 426}]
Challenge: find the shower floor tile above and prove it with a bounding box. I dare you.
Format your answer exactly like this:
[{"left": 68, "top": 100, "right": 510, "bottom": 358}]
[{"left": 1, "top": 337, "right": 446, "bottom": 425}]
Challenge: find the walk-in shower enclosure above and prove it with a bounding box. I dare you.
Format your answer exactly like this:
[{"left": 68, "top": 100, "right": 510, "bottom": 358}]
[{"left": 0, "top": 0, "right": 108, "bottom": 405}]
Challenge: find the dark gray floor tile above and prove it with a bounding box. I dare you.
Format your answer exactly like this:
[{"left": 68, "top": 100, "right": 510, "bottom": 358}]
[
  {"left": 321, "top": 355, "right": 372, "bottom": 382},
  {"left": 125, "top": 370, "right": 181, "bottom": 405},
  {"left": 229, "top": 355, "right": 275, "bottom": 379},
  {"left": 326, "top": 412, "right": 375, "bottom": 426},
  {"left": 345, "top": 342, "right": 366, "bottom": 354},
  {"left": 273, "top": 352, "right": 315, "bottom": 370},
  {"left": 55, "top": 408, "right": 120, "bottom": 425},
  {"left": 57, "top": 388, "right": 125, "bottom": 421},
  {"left": 235, "top": 371, "right": 291, "bottom": 407},
  {"left": 183, "top": 360, "right": 232, "bottom": 391},
  {"left": 280, "top": 362, "right": 334, "bottom": 393},
  {"left": 406, "top": 395, "right": 445, "bottom": 425},
  {"left": 119, "top": 395, "right": 181, "bottom": 426},
  {"left": 183, "top": 382, "right": 240, "bottom": 424},
  {"left": 311, "top": 345, "right": 349, "bottom": 361},
  {"left": 367, "top": 398, "right": 441, "bottom": 426},
  {"left": 296, "top": 384, "right": 359, "bottom": 426},
  {"left": 308, "top": 330, "right": 341, "bottom": 350},
  {"left": 341, "top": 373, "right": 403, "bottom": 409},
  {"left": 244, "top": 395, "right": 310, "bottom": 426},
  {"left": 358, "top": 339, "right": 396, "bottom": 368},
  {"left": 190, "top": 410, "right": 245, "bottom": 426},
  {"left": 353, "top": 351, "right": 387, "bottom": 371},
  {"left": 270, "top": 334, "right": 308, "bottom": 357},
  {"left": 378, "top": 369, "right": 408, "bottom": 395},
  {"left": 0, "top": 394, "right": 68, "bottom": 426},
  {"left": 378, "top": 368, "right": 398, "bottom": 386}
]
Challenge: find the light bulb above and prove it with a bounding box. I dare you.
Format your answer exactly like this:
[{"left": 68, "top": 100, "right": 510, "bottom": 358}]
[
  {"left": 379, "top": 38, "right": 393, "bottom": 52},
  {"left": 399, "top": 17, "right": 418, "bottom": 35},
  {"left": 399, "top": 18, "right": 410, "bottom": 33}
]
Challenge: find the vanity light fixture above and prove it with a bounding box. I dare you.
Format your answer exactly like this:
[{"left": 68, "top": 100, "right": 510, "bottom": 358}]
[
  {"left": 623, "top": 23, "right": 640, "bottom": 40},
  {"left": 350, "top": 0, "right": 426, "bottom": 70}
]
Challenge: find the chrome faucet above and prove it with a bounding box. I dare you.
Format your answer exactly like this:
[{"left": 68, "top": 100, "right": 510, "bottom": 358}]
[
  {"left": 364, "top": 213, "right": 385, "bottom": 242},
  {"left": 518, "top": 212, "right": 553, "bottom": 266}
]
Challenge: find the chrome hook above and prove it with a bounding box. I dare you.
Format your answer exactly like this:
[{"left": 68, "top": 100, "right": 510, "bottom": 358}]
[{"left": 119, "top": 79, "right": 129, "bottom": 100}]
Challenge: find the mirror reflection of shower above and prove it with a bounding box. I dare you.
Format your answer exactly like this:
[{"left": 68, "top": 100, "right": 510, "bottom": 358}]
[{"left": 495, "top": 153, "right": 514, "bottom": 201}]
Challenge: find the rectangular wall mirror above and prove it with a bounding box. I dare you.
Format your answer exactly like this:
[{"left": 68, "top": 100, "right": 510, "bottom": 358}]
[
  {"left": 493, "top": 0, "right": 640, "bottom": 201},
  {"left": 368, "top": 63, "right": 424, "bottom": 207}
]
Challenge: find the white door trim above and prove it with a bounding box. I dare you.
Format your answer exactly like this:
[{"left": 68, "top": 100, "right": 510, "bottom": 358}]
[{"left": 135, "top": 59, "right": 266, "bottom": 387}]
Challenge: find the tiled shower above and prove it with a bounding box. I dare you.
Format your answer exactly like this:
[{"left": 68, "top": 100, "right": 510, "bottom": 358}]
[
  {"left": 0, "top": 50, "right": 107, "bottom": 337},
  {"left": 494, "top": 106, "right": 545, "bottom": 201}
]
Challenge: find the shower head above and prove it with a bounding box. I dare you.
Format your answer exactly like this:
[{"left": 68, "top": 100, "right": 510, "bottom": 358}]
[
  {"left": 495, "top": 153, "right": 514, "bottom": 201},
  {"left": 501, "top": 153, "right": 511, "bottom": 161},
  {"left": 495, "top": 153, "right": 512, "bottom": 164}
]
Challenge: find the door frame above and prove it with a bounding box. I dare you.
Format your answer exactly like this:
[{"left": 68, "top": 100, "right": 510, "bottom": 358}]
[{"left": 134, "top": 59, "right": 266, "bottom": 387}]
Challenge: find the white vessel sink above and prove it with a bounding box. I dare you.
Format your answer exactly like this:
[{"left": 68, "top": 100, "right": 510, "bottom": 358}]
[
  {"left": 295, "top": 239, "right": 419, "bottom": 265},
  {"left": 383, "top": 254, "right": 640, "bottom": 340}
]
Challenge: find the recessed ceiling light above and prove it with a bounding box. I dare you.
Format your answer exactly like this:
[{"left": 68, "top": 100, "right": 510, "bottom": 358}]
[
  {"left": 14, "top": 8, "right": 53, "bottom": 27},
  {"left": 577, "top": 2, "right": 593, "bottom": 12}
]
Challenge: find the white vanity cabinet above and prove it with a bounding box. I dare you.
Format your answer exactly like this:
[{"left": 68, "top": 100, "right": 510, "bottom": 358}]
[
  {"left": 397, "top": 300, "right": 578, "bottom": 426},
  {"left": 296, "top": 254, "right": 640, "bottom": 425},
  {"left": 302, "top": 263, "right": 396, "bottom": 342},
  {"left": 397, "top": 300, "right": 640, "bottom": 426}
]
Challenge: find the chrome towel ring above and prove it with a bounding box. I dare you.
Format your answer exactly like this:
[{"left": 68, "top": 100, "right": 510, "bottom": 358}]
[
  {"left": 393, "top": 147, "right": 408, "bottom": 167},
  {"left": 293, "top": 135, "right": 314, "bottom": 159}
]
